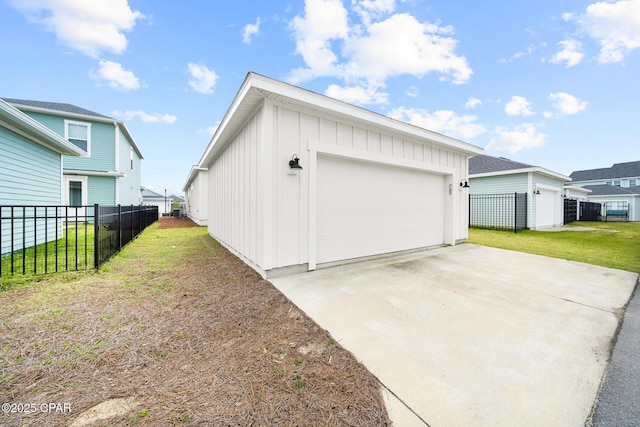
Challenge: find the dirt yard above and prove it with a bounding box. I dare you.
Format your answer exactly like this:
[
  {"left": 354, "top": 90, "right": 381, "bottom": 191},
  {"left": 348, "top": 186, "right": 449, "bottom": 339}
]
[{"left": 0, "top": 217, "right": 390, "bottom": 426}]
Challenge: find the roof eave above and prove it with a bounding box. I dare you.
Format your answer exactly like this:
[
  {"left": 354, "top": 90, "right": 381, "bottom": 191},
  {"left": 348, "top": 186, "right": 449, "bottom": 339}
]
[
  {"left": 471, "top": 167, "right": 571, "bottom": 181},
  {"left": 198, "top": 72, "right": 483, "bottom": 169},
  {"left": 0, "top": 99, "right": 85, "bottom": 156}
]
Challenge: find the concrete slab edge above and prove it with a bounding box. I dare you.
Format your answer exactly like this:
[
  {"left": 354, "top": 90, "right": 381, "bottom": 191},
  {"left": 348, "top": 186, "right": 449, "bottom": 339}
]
[{"left": 585, "top": 273, "right": 640, "bottom": 427}]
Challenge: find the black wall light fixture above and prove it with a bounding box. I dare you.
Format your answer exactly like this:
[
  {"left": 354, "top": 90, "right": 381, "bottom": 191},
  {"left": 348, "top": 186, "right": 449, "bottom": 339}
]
[
  {"left": 289, "top": 154, "right": 302, "bottom": 169},
  {"left": 534, "top": 189, "right": 541, "bottom": 195},
  {"left": 459, "top": 180, "right": 470, "bottom": 188}
]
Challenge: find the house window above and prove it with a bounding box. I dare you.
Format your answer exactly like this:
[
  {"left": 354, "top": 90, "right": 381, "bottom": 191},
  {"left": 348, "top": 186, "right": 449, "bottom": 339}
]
[
  {"left": 630, "top": 179, "right": 637, "bottom": 187},
  {"left": 65, "top": 120, "right": 91, "bottom": 155},
  {"left": 69, "top": 181, "right": 83, "bottom": 206}
]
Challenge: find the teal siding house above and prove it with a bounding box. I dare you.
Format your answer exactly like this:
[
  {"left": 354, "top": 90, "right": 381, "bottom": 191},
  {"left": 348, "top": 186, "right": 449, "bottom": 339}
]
[
  {"left": 0, "top": 99, "right": 84, "bottom": 254},
  {"left": 469, "top": 155, "right": 571, "bottom": 229},
  {"left": 2, "top": 98, "right": 144, "bottom": 208}
]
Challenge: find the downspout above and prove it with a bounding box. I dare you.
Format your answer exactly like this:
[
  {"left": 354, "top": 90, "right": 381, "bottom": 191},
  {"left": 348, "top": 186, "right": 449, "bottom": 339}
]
[{"left": 114, "top": 122, "right": 120, "bottom": 205}]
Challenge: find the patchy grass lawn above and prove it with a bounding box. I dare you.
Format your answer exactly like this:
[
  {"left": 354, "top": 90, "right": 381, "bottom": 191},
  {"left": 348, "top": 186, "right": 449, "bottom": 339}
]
[
  {"left": 0, "top": 218, "right": 390, "bottom": 426},
  {"left": 468, "top": 221, "right": 640, "bottom": 273}
]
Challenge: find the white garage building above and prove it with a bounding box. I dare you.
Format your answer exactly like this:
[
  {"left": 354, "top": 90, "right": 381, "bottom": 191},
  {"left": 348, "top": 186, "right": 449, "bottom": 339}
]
[{"left": 184, "top": 73, "right": 483, "bottom": 278}]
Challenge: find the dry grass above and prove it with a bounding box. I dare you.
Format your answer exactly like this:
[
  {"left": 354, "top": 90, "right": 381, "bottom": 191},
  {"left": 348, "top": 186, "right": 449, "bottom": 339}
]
[{"left": 0, "top": 217, "right": 390, "bottom": 426}]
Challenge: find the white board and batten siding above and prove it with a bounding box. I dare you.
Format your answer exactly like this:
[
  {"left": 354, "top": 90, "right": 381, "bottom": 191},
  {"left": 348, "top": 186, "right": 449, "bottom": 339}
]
[
  {"left": 206, "top": 98, "right": 474, "bottom": 277},
  {"left": 196, "top": 73, "right": 482, "bottom": 278}
]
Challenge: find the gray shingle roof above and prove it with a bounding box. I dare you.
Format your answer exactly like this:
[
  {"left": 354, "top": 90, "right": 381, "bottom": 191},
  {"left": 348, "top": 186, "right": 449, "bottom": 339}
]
[
  {"left": 469, "top": 155, "right": 535, "bottom": 174},
  {"left": 570, "top": 161, "right": 640, "bottom": 181},
  {"left": 583, "top": 184, "right": 640, "bottom": 196},
  {"left": 1, "top": 98, "right": 113, "bottom": 120}
]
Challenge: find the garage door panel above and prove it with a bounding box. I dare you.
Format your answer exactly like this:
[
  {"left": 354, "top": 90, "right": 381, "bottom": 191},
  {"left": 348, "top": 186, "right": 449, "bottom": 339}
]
[{"left": 317, "top": 156, "right": 444, "bottom": 264}]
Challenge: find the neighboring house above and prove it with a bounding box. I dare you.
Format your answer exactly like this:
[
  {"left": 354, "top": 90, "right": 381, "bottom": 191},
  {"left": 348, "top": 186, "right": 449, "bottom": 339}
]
[
  {"left": 142, "top": 188, "right": 170, "bottom": 217},
  {"left": 568, "top": 161, "right": 640, "bottom": 221},
  {"left": 469, "top": 155, "right": 571, "bottom": 229},
  {"left": 0, "top": 98, "right": 84, "bottom": 253},
  {"left": 186, "top": 72, "right": 483, "bottom": 278},
  {"left": 570, "top": 161, "right": 640, "bottom": 188},
  {"left": 142, "top": 188, "right": 185, "bottom": 217},
  {"left": 183, "top": 166, "right": 208, "bottom": 225},
  {"left": 2, "top": 98, "right": 144, "bottom": 208}
]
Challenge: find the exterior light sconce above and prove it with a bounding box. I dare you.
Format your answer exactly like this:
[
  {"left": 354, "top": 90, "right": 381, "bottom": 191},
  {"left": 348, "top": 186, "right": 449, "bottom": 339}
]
[
  {"left": 534, "top": 189, "right": 541, "bottom": 195},
  {"left": 289, "top": 154, "right": 302, "bottom": 170},
  {"left": 460, "top": 180, "right": 470, "bottom": 188}
]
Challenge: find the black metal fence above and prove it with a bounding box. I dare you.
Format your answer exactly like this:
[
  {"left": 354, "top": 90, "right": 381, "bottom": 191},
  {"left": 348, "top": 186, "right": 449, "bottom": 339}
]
[
  {"left": 603, "top": 201, "right": 629, "bottom": 222},
  {"left": 564, "top": 199, "right": 578, "bottom": 225},
  {"left": 0, "top": 204, "right": 157, "bottom": 276},
  {"left": 469, "top": 193, "right": 528, "bottom": 232},
  {"left": 580, "top": 201, "right": 602, "bottom": 221}
]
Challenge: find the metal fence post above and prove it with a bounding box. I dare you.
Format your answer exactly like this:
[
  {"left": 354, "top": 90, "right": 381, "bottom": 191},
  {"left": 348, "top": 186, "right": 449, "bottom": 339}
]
[
  {"left": 513, "top": 192, "right": 518, "bottom": 233},
  {"left": 94, "top": 204, "right": 99, "bottom": 269},
  {"left": 117, "top": 205, "right": 122, "bottom": 251}
]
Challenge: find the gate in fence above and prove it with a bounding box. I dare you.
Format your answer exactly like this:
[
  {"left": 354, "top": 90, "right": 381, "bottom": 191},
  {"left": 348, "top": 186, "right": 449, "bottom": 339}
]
[
  {"left": 564, "top": 198, "right": 578, "bottom": 225},
  {"left": 0, "top": 204, "right": 158, "bottom": 276},
  {"left": 579, "top": 202, "right": 602, "bottom": 221},
  {"left": 469, "top": 193, "right": 528, "bottom": 232}
]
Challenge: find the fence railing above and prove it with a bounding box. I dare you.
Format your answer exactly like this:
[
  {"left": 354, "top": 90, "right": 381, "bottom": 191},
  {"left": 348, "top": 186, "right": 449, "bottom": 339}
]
[
  {"left": 603, "top": 201, "right": 629, "bottom": 222},
  {"left": 0, "top": 204, "right": 158, "bottom": 276},
  {"left": 469, "top": 193, "right": 528, "bottom": 232}
]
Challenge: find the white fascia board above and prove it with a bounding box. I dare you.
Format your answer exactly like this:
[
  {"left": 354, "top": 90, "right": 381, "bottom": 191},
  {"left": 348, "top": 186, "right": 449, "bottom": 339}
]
[
  {"left": 8, "top": 102, "right": 114, "bottom": 125},
  {"left": 564, "top": 185, "right": 592, "bottom": 194},
  {"left": 0, "top": 99, "right": 85, "bottom": 156},
  {"left": 198, "top": 73, "right": 258, "bottom": 167},
  {"left": 64, "top": 169, "right": 125, "bottom": 177},
  {"left": 471, "top": 167, "right": 571, "bottom": 181},
  {"left": 182, "top": 166, "right": 208, "bottom": 192},
  {"left": 116, "top": 122, "right": 144, "bottom": 159}
]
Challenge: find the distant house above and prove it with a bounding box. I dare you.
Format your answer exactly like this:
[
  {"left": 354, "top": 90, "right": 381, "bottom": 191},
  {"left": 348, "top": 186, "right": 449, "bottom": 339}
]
[
  {"left": 183, "top": 166, "right": 208, "bottom": 225},
  {"left": 2, "top": 98, "right": 144, "bottom": 208},
  {"left": 142, "top": 188, "right": 169, "bottom": 217},
  {"left": 569, "top": 161, "right": 640, "bottom": 221},
  {"left": 142, "top": 188, "right": 184, "bottom": 217},
  {"left": 469, "top": 155, "right": 570, "bottom": 229},
  {"left": 0, "top": 98, "right": 84, "bottom": 253}
]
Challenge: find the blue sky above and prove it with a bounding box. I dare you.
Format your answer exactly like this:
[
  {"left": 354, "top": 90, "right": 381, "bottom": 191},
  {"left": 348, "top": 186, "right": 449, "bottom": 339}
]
[{"left": 1, "top": 0, "right": 639, "bottom": 196}]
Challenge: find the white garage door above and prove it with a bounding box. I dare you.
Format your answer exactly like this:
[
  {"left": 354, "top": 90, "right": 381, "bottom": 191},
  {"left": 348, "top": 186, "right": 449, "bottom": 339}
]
[
  {"left": 317, "top": 155, "right": 445, "bottom": 264},
  {"left": 535, "top": 188, "right": 557, "bottom": 228}
]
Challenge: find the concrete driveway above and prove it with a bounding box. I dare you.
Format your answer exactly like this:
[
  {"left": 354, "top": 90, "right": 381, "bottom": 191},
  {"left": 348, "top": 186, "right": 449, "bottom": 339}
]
[{"left": 270, "top": 244, "right": 639, "bottom": 427}]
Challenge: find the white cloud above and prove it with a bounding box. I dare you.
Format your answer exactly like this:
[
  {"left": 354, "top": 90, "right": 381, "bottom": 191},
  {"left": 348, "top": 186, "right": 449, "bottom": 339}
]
[
  {"left": 505, "top": 96, "right": 534, "bottom": 116},
  {"left": 405, "top": 86, "right": 419, "bottom": 98},
  {"left": 288, "top": 0, "right": 472, "bottom": 104},
  {"left": 388, "top": 107, "right": 487, "bottom": 140},
  {"left": 325, "top": 83, "right": 389, "bottom": 104},
  {"left": 187, "top": 63, "right": 218, "bottom": 94},
  {"left": 499, "top": 45, "right": 535, "bottom": 63},
  {"left": 578, "top": 0, "right": 640, "bottom": 63},
  {"left": 113, "top": 110, "right": 177, "bottom": 124},
  {"left": 465, "top": 97, "right": 482, "bottom": 109},
  {"left": 242, "top": 17, "right": 261, "bottom": 44},
  {"left": 486, "top": 123, "right": 547, "bottom": 153},
  {"left": 353, "top": 0, "right": 397, "bottom": 25},
  {"left": 9, "top": 0, "right": 144, "bottom": 58},
  {"left": 343, "top": 13, "right": 472, "bottom": 84},
  {"left": 93, "top": 60, "right": 140, "bottom": 91},
  {"left": 548, "top": 92, "right": 588, "bottom": 116},
  {"left": 550, "top": 40, "right": 584, "bottom": 67},
  {"left": 289, "top": 0, "right": 349, "bottom": 81}
]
